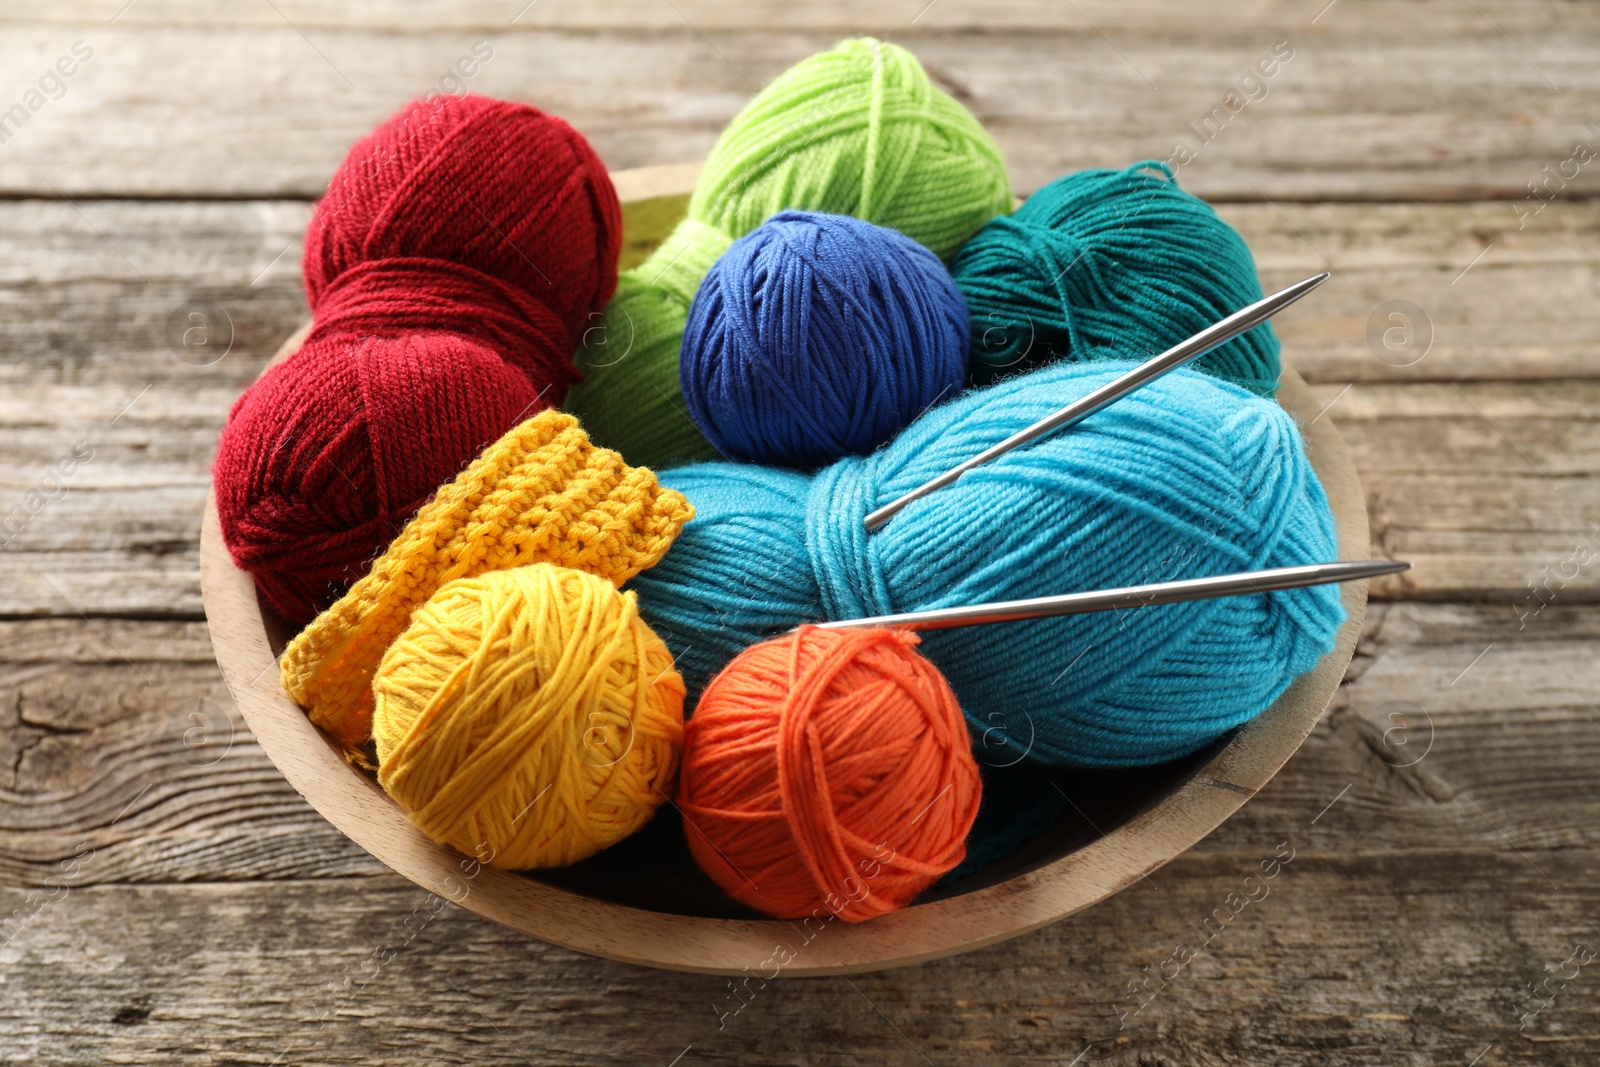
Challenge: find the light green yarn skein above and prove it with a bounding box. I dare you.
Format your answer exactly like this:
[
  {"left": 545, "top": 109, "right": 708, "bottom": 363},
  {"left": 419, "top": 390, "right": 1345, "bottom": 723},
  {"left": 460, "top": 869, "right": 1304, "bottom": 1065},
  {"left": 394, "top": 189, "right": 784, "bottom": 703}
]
[{"left": 565, "top": 37, "right": 1013, "bottom": 469}]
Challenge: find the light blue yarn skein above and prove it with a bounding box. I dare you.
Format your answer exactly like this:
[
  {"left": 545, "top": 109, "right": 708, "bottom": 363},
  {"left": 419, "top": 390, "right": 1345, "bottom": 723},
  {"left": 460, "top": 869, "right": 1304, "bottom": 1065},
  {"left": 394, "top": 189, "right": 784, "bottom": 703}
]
[
  {"left": 630, "top": 361, "right": 1345, "bottom": 768},
  {"left": 680, "top": 210, "right": 970, "bottom": 468}
]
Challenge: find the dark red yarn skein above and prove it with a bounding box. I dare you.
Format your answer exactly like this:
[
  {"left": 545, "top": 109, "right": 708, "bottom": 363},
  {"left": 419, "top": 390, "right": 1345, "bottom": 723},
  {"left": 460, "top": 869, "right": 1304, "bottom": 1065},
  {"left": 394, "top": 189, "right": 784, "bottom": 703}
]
[{"left": 215, "top": 94, "right": 622, "bottom": 625}]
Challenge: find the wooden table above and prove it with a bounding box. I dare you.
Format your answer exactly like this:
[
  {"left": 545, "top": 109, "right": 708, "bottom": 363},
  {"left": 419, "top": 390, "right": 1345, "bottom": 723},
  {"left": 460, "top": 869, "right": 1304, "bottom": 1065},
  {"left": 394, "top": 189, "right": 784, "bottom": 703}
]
[{"left": 2, "top": 2, "right": 1596, "bottom": 1063}]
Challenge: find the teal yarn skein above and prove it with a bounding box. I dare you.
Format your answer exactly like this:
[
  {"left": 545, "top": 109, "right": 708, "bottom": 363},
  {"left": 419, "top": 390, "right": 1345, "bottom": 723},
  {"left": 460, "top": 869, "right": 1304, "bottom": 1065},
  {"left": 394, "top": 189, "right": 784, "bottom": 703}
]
[
  {"left": 630, "top": 361, "right": 1345, "bottom": 767},
  {"left": 953, "top": 162, "right": 1281, "bottom": 394},
  {"left": 680, "top": 210, "right": 969, "bottom": 468}
]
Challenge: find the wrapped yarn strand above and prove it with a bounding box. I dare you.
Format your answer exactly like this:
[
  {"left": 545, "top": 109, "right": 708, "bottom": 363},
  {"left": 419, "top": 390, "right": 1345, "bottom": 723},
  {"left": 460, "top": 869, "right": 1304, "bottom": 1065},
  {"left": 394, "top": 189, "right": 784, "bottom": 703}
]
[
  {"left": 373, "top": 564, "right": 686, "bottom": 870},
  {"left": 681, "top": 211, "right": 970, "bottom": 467},
  {"left": 216, "top": 94, "right": 622, "bottom": 624},
  {"left": 679, "top": 626, "right": 981, "bottom": 921},
  {"left": 953, "top": 161, "right": 1280, "bottom": 393}
]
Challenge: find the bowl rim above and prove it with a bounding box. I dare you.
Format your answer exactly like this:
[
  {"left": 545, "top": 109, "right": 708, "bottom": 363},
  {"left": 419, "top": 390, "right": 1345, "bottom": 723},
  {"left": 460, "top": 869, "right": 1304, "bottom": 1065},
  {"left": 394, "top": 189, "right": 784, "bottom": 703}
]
[{"left": 199, "top": 163, "right": 1371, "bottom": 977}]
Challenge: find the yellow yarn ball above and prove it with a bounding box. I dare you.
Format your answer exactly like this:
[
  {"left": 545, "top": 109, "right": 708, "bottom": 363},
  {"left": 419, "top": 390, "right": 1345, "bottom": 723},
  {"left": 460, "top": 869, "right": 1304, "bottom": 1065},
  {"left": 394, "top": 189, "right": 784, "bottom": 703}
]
[{"left": 371, "top": 563, "right": 686, "bottom": 869}]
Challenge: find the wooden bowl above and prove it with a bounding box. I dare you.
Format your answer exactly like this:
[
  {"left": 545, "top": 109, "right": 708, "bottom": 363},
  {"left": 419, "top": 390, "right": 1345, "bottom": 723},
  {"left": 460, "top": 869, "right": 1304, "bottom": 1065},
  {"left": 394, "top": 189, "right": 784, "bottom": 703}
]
[{"left": 200, "top": 164, "right": 1370, "bottom": 976}]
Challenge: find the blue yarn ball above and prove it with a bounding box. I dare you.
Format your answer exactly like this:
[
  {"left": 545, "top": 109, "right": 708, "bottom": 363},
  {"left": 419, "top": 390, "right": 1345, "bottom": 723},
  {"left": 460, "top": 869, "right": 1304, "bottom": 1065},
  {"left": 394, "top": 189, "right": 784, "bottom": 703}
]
[
  {"left": 680, "top": 210, "right": 969, "bottom": 467},
  {"left": 953, "top": 161, "right": 1281, "bottom": 394},
  {"left": 631, "top": 361, "right": 1344, "bottom": 768}
]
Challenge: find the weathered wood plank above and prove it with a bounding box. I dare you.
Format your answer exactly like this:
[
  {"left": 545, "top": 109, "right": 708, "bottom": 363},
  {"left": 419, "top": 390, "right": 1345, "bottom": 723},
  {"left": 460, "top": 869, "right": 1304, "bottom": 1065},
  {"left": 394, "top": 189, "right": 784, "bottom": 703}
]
[
  {"left": 3, "top": 604, "right": 1595, "bottom": 889},
  {"left": 0, "top": 199, "right": 306, "bottom": 617},
  {"left": 13, "top": 0, "right": 1589, "bottom": 32},
  {"left": 1232, "top": 200, "right": 1600, "bottom": 385},
  {"left": 0, "top": 6, "right": 1594, "bottom": 200},
  {"left": 1319, "top": 381, "right": 1600, "bottom": 603},
  {"left": 8, "top": 375, "right": 1596, "bottom": 611},
  {"left": 1228, "top": 602, "right": 1600, "bottom": 849},
  {"left": 1, "top": 854, "right": 1595, "bottom": 1065},
  {"left": 0, "top": 618, "right": 380, "bottom": 884},
  {"left": 0, "top": 201, "right": 306, "bottom": 395},
  {"left": 0, "top": 382, "right": 239, "bottom": 619}
]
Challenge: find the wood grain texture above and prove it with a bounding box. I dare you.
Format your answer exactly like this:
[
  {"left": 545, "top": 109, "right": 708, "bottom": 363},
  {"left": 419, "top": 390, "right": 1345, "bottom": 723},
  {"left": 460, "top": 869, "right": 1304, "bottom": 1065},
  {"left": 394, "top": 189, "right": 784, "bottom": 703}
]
[
  {"left": 0, "top": 3, "right": 1595, "bottom": 200},
  {"left": 1230, "top": 200, "right": 1600, "bottom": 385},
  {"left": 12, "top": 0, "right": 1591, "bottom": 31},
  {"left": 2, "top": 854, "right": 1596, "bottom": 1066}
]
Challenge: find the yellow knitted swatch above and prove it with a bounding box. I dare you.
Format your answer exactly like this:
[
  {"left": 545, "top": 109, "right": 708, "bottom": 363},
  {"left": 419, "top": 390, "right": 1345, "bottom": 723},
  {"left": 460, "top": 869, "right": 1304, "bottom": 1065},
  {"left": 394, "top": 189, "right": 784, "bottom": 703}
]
[
  {"left": 280, "top": 409, "right": 693, "bottom": 750},
  {"left": 372, "top": 563, "right": 685, "bottom": 869}
]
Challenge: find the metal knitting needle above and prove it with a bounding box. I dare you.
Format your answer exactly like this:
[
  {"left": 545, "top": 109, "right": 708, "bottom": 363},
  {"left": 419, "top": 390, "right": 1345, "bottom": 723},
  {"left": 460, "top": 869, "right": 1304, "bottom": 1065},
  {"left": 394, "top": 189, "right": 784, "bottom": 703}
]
[
  {"left": 862, "top": 272, "right": 1332, "bottom": 532},
  {"left": 801, "top": 559, "right": 1408, "bottom": 633}
]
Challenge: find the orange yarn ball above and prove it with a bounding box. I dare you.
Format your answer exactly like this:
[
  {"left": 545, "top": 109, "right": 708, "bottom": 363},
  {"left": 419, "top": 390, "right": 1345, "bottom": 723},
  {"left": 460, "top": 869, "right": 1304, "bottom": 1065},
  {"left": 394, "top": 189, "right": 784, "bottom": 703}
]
[{"left": 678, "top": 626, "right": 981, "bottom": 922}]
